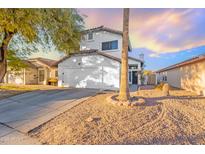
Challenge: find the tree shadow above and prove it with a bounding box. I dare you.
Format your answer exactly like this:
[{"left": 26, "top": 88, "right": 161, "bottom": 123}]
[{"left": 133, "top": 94, "right": 205, "bottom": 107}]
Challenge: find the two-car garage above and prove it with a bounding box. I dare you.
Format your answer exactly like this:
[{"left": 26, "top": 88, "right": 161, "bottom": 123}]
[{"left": 57, "top": 51, "right": 121, "bottom": 90}]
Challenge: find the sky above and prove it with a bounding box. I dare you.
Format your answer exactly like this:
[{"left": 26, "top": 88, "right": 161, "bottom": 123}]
[{"left": 31, "top": 8, "right": 205, "bottom": 71}]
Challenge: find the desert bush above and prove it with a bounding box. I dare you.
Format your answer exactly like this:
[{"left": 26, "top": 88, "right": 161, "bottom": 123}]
[{"left": 155, "top": 83, "right": 165, "bottom": 90}]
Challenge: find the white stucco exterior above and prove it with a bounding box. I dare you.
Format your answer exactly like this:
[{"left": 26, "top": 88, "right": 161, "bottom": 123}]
[
  {"left": 58, "top": 54, "right": 120, "bottom": 90},
  {"left": 58, "top": 26, "right": 144, "bottom": 90},
  {"left": 80, "top": 31, "right": 123, "bottom": 52},
  {"left": 80, "top": 30, "right": 135, "bottom": 60}
]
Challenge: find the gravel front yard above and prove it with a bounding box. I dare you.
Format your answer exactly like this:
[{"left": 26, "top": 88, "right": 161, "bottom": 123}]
[{"left": 29, "top": 89, "right": 205, "bottom": 145}]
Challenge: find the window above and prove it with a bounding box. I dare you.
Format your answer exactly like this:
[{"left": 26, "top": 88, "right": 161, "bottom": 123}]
[
  {"left": 39, "top": 70, "right": 45, "bottom": 82},
  {"left": 55, "top": 70, "right": 58, "bottom": 77},
  {"left": 164, "top": 76, "right": 167, "bottom": 81},
  {"left": 102, "top": 40, "right": 118, "bottom": 50},
  {"left": 129, "top": 65, "right": 138, "bottom": 70},
  {"left": 162, "top": 76, "right": 167, "bottom": 81},
  {"left": 81, "top": 35, "right": 86, "bottom": 41},
  {"left": 88, "top": 32, "right": 93, "bottom": 40},
  {"left": 129, "top": 71, "right": 132, "bottom": 83}
]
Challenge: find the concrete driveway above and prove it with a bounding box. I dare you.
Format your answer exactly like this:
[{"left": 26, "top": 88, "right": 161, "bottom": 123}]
[{"left": 0, "top": 88, "right": 97, "bottom": 144}]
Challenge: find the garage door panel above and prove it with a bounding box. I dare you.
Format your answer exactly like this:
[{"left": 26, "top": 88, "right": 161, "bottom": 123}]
[
  {"left": 63, "top": 67, "right": 103, "bottom": 89},
  {"left": 102, "top": 66, "right": 119, "bottom": 88},
  {"left": 62, "top": 66, "right": 119, "bottom": 90}
]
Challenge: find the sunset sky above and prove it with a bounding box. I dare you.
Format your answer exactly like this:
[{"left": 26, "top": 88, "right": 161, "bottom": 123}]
[{"left": 31, "top": 8, "right": 205, "bottom": 71}]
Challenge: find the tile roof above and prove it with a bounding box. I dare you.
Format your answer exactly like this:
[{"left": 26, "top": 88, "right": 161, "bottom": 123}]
[
  {"left": 28, "top": 57, "right": 57, "bottom": 67},
  {"left": 21, "top": 60, "right": 38, "bottom": 68},
  {"left": 82, "top": 25, "right": 123, "bottom": 35},
  {"left": 156, "top": 54, "right": 205, "bottom": 73}
]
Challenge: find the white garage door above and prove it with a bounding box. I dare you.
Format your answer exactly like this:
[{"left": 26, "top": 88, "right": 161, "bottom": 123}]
[{"left": 62, "top": 66, "right": 119, "bottom": 90}]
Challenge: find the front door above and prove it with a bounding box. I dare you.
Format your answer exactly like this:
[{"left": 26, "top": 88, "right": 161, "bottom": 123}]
[
  {"left": 132, "top": 71, "right": 138, "bottom": 84},
  {"left": 38, "top": 69, "right": 45, "bottom": 84}
]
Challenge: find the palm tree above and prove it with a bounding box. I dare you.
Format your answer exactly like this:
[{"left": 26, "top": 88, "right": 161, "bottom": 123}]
[{"left": 119, "top": 8, "right": 130, "bottom": 101}]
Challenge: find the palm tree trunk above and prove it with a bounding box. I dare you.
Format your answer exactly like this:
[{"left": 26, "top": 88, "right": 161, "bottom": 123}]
[
  {"left": 119, "top": 8, "right": 130, "bottom": 101},
  {"left": 0, "top": 31, "right": 14, "bottom": 83}
]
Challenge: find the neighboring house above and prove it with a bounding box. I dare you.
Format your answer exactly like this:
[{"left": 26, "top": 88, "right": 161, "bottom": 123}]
[
  {"left": 143, "top": 71, "right": 157, "bottom": 85},
  {"left": 4, "top": 58, "right": 58, "bottom": 85},
  {"left": 156, "top": 54, "right": 205, "bottom": 96},
  {"left": 57, "top": 26, "right": 144, "bottom": 90}
]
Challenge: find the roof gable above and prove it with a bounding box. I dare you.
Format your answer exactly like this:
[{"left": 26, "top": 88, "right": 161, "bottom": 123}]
[
  {"left": 28, "top": 57, "right": 57, "bottom": 68},
  {"left": 82, "top": 26, "right": 123, "bottom": 36},
  {"left": 55, "top": 49, "right": 143, "bottom": 65}
]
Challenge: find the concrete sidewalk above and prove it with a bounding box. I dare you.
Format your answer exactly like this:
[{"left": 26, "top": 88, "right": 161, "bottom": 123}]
[{"left": 0, "top": 88, "right": 97, "bottom": 144}]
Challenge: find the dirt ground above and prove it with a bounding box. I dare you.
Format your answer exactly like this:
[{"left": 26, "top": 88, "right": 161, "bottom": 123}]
[{"left": 29, "top": 89, "right": 205, "bottom": 145}]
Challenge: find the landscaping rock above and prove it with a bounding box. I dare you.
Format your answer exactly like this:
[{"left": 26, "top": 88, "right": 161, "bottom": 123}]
[
  {"left": 118, "top": 102, "right": 123, "bottom": 106},
  {"left": 138, "top": 98, "right": 145, "bottom": 104},
  {"left": 122, "top": 101, "right": 131, "bottom": 106},
  {"left": 163, "top": 124, "right": 169, "bottom": 129},
  {"left": 85, "top": 117, "right": 94, "bottom": 122},
  {"left": 162, "top": 83, "right": 170, "bottom": 96},
  {"left": 85, "top": 116, "right": 101, "bottom": 122},
  {"left": 131, "top": 102, "right": 137, "bottom": 107},
  {"left": 106, "top": 94, "right": 143, "bottom": 107}
]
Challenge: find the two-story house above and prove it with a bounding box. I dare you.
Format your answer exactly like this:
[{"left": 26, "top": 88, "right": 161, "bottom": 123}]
[{"left": 57, "top": 26, "right": 144, "bottom": 90}]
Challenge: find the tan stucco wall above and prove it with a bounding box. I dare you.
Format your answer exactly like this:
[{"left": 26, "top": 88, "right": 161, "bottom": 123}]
[
  {"left": 5, "top": 63, "right": 57, "bottom": 85},
  {"left": 25, "top": 68, "right": 38, "bottom": 84},
  {"left": 49, "top": 68, "right": 57, "bottom": 78},
  {"left": 167, "top": 68, "right": 182, "bottom": 88},
  {"left": 180, "top": 60, "right": 205, "bottom": 95},
  {"left": 5, "top": 68, "right": 38, "bottom": 85},
  {"left": 6, "top": 70, "right": 24, "bottom": 84},
  {"left": 159, "top": 60, "right": 205, "bottom": 95}
]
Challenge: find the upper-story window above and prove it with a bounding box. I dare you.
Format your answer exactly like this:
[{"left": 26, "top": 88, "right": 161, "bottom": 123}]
[
  {"left": 81, "top": 35, "right": 86, "bottom": 41},
  {"left": 88, "top": 32, "right": 93, "bottom": 40},
  {"left": 102, "top": 40, "right": 118, "bottom": 51}
]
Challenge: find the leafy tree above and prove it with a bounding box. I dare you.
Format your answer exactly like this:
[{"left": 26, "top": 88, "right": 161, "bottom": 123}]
[
  {"left": 7, "top": 50, "right": 28, "bottom": 72},
  {"left": 143, "top": 70, "right": 153, "bottom": 76},
  {"left": 0, "top": 8, "right": 84, "bottom": 82}
]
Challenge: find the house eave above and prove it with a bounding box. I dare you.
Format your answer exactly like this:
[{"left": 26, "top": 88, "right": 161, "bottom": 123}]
[
  {"left": 56, "top": 49, "right": 143, "bottom": 66},
  {"left": 155, "top": 54, "right": 205, "bottom": 73}
]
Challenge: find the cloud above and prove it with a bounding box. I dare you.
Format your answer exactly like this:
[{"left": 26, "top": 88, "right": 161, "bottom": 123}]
[
  {"left": 79, "top": 8, "right": 205, "bottom": 54},
  {"left": 149, "top": 53, "right": 160, "bottom": 58},
  {"left": 129, "top": 9, "right": 203, "bottom": 53},
  {"left": 78, "top": 8, "right": 122, "bottom": 29}
]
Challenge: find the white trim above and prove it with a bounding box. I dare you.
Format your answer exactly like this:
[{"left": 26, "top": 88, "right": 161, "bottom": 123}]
[{"left": 129, "top": 68, "right": 141, "bottom": 85}]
